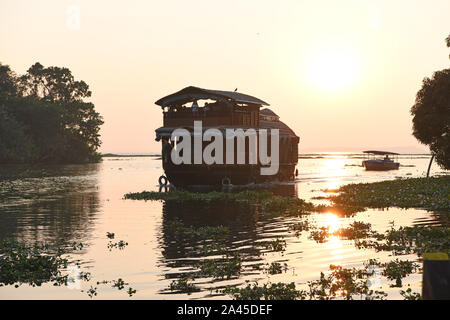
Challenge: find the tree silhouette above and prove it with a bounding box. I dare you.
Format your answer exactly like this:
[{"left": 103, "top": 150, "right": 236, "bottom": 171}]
[
  {"left": 411, "top": 35, "right": 450, "bottom": 171},
  {"left": 0, "top": 62, "right": 103, "bottom": 164}
]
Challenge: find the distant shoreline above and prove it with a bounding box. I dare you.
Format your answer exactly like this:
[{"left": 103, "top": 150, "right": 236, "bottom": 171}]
[
  {"left": 101, "top": 153, "right": 161, "bottom": 158},
  {"left": 102, "top": 153, "right": 431, "bottom": 158}
]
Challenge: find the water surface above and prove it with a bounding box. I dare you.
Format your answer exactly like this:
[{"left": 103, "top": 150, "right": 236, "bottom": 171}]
[{"left": 0, "top": 154, "right": 447, "bottom": 299}]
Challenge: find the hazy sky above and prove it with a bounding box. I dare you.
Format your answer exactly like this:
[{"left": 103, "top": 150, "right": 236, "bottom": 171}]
[{"left": 1, "top": 0, "right": 449, "bottom": 153}]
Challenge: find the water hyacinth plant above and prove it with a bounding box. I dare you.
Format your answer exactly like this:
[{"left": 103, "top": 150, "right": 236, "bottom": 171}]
[
  {"left": 222, "top": 262, "right": 389, "bottom": 300},
  {"left": 124, "top": 189, "right": 316, "bottom": 216},
  {"left": 330, "top": 176, "right": 450, "bottom": 212},
  {"left": 354, "top": 225, "right": 450, "bottom": 256},
  {"left": 124, "top": 190, "right": 274, "bottom": 203},
  {"left": 197, "top": 253, "right": 242, "bottom": 280},
  {"left": 169, "top": 275, "right": 200, "bottom": 294},
  {"left": 222, "top": 282, "right": 306, "bottom": 300},
  {"left": 0, "top": 239, "right": 83, "bottom": 288}
]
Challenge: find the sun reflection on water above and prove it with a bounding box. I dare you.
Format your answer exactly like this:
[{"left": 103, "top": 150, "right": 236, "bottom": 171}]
[
  {"left": 322, "top": 212, "right": 344, "bottom": 265},
  {"left": 321, "top": 212, "right": 341, "bottom": 233},
  {"left": 320, "top": 157, "right": 348, "bottom": 191}
]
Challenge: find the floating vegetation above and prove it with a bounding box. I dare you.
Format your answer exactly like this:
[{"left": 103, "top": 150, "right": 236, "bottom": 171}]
[
  {"left": 0, "top": 238, "right": 138, "bottom": 299},
  {"left": 259, "top": 238, "right": 287, "bottom": 252},
  {"left": 165, "top": 219, "right": 242, "bottom": 282},
  {"left": 289, "top": 220, "right": 311, "bottom": 236},
  {"left": 163, "top": 218, "right": 230, "bottom": 256},
  {"left": 333, "top": 221, "right": 374, "bottom": 240},
  {"left": 382, "top": 259, "right": 420, "bottom": 287},
  {"left": 362, "top": 259, "right": 420, "bottom": 288},
  {"left": 0, "top": 239, "right": 77, "bottom": 287},
  {"left": 124, "top": 190, "right": 273, "bottom": 203},
  {"left": 107, "top": 240, "right": 128, "bottom": 251},
  {"left": 71, "top": 242, "right": 85, "bottom": 251},
  {"left": 96, "top": 278, "right": 137, "bottom": 297},
  {"left": 400, "top": 288, "right": 421, "bottom": 300},
  {"left": 197, "top": 243, "right": 228, "bottom": 256},
  {"left": 112, "top": 278, "right": 127, "bottom": 290},
  {"left": 127, "top": 287, "right": 137, "bottom": 297},
  {"left": 221, "top": 257, "right": 425, "bottom": 300},
  {"left": 222, "top": 282, "right": 305, "bottom": 300},
  {"left": 0, "top": 175, "right": 94, "bottom": 206},
  {"left": 330, "top": 176, "right": 450, "bottom": 212},
  {"left": 124, "top": 190, "right": 316, "bottom": 217},
  {"left": 357, "top": 225, "right": 450, "bottom": 256},
  {"left": 260, "top": 197, "right": 315, "bottom": 216},
  {"left": 223, "top": 263, "right": 388, "bottom": 300},
  {"left": 198, "top": 253, "right": 242, "bottom": 280},
  {"left": 162, "top": 217, "right": 440, "bottom": 299},
  {"left": 317, "top": 203, "right": 367, "bottom": 217},
  {"left": 86, "top": 286, "right": 98, "bottom": 298},
  {"left": 124, "top": 181, "right": 449, "bottom": 300},
  {"left": 302, "top": 221, "right": 376, "bottom": 244},
  {"left": 309, "top": 227, "right": 330, "bottom": 243},
  {"left": 165, "top": 218, "right": 229, "bottom": 242},
  {"left": 265, "top": 262, "right": 288, "bottom": 275},
  {"left": 169, "top": 276, "right": 200, "bottom": 294},
  {"left": 306, "top": 264, "right": 388, "bottom": 300}
]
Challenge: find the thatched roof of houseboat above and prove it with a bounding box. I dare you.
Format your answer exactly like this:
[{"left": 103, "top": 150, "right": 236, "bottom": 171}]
[
  {"left": 260, "top": 108, "right": 278, "bottom": 117},
  {"left": 259, "top": 120, "right": 298, "bottom": 138},
  {"left": 155, "top": 86, "right": 270, "bottom": 108},
  {"left": 260, "top": 108, "right": 280, "bottom": 121}
]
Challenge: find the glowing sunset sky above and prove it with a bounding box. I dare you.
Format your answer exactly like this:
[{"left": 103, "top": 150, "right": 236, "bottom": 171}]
[{"left": 1, "top": 0, "right": 449, "bottom": 153}]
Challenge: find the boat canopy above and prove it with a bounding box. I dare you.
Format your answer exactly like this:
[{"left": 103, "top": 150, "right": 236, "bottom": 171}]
[
  {"left": 363, "top": 150, "right": 400, "bottom": 155},
  {"left": 155, "top": 86, "right": 270, "bottom": 108}
]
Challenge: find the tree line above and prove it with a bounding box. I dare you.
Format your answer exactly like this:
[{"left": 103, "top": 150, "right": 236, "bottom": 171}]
[{"left": 0, "top": 62, "right": 103, "bottom": 164}]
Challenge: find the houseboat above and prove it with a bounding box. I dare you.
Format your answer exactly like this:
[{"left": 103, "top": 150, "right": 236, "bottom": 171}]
[{"left": 154, "top": 86, "right": 299, "bottom": 186}]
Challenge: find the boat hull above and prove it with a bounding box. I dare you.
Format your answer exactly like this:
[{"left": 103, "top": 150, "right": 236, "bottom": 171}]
[
  {"left": 362, "top": 160, "right": 399, "bottom": 171},
  {"left": 163, "top": 163, "right": 296, "bottom": 186}
]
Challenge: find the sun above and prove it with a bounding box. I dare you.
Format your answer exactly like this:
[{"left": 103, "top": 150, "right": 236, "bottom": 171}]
[{"left": 307, "top": 46, "right": 359, "bottom": 92}]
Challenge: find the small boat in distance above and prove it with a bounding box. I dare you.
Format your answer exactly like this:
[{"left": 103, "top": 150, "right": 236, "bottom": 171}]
[{"left": 362, "top": 150, "right": 400, "bottom": 171}]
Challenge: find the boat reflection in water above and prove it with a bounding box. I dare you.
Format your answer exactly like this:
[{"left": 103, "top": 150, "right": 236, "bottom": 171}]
[{"left": 158, "top": 183, "right": 298, "bottom": 295}]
